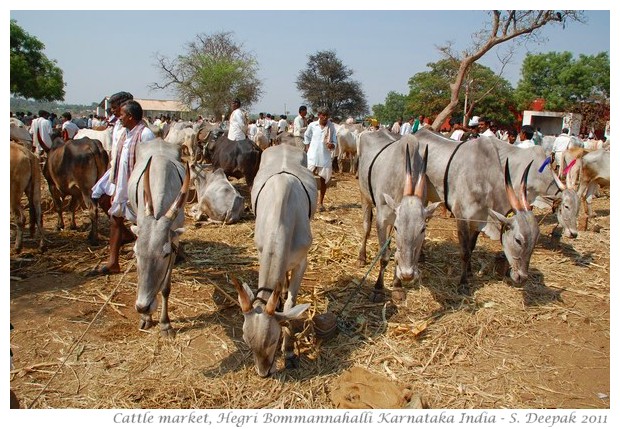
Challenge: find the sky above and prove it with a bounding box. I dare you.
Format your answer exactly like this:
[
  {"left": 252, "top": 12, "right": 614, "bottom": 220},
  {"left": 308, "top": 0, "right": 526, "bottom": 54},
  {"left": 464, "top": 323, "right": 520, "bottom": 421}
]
[{"left": 7, "top": 7, "right": 611, "bottom": 117}]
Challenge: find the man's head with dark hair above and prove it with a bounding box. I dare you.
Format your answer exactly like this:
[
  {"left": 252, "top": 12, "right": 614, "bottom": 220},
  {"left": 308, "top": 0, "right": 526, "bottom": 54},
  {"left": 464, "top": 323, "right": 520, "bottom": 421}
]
[
  {"left": 232, "top": 98, "right": 241, "bottom": 107},
  {"left": 38, "top": 110, "right": 49, "bottom": 118},
  {"left": 299, "top": 105, "right": 307, "bottom": 114},
  {"left": 109, "top": 91, "right": 133, "bottom": 107},
  {"left": 119, "top": 100, "right": 143, "bottom": 129},
  {"left": 521, "top": 125, "right": 535, "bottom": 140},
  {"left": 61, "top": 112, "right": 72, "bottom": 121},
  {"left": 562, "top": 127, "right": 569, "bottom": 134}
]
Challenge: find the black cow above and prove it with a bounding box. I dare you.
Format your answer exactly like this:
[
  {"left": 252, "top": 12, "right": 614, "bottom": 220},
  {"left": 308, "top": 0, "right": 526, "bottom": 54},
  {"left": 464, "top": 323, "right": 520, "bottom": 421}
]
[
  {"left": 43, "top": 137, "right": 109, "bottom": 244},
  {"left": 205, "top": 134, "right": 262, "bottom": 187}
]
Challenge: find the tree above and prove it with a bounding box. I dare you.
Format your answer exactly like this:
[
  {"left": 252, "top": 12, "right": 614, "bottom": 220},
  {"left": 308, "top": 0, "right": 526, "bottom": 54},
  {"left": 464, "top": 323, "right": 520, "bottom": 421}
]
[
  {"left": 514, "top": 51, "right": 610, "bottom": 111},
  {"left": 10, "top": 20, "right": 65, "bottom": 102},
  {"left": 296, "top": 50, "right": 368, "bottom": 119},
  {"left": 430, "top": 10, "right": 585, "bottom": 130},
  {"left": 372, "top": 91, "right": 407, "bottom": 125},
  {"left": 407, "top": 59, "right": 516, "bottom": 127},
  {"left": 151, "top": 31, "right": 262, "bottom": 119}
]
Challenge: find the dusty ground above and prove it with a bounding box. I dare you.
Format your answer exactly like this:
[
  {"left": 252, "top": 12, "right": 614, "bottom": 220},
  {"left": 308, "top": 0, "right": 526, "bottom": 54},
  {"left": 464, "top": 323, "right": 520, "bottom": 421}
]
[{"left": 9, "top": 170, "right": 610, "bottom": 409}]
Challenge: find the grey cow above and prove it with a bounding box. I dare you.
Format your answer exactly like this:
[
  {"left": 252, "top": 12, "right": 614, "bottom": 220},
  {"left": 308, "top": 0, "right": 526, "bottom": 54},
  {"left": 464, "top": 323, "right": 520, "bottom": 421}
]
[
  {"left": 357, "top": 129, "right": 440, "bottom": 301},
  {"left": 233, "top": 144, "right": 317, "bottom": 377},
  {"left": 128, "top": 139, "right": 190, "bottom": 337},
  {"left": 190, "top": 164, "right": 245, "bottom": 224}
]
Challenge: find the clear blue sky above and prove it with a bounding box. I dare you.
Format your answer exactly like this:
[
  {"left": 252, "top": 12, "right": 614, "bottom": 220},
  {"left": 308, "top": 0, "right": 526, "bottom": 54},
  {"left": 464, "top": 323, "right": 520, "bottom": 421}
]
[{"left": 8, "top": 8, "right": 610, "bottom": 116}]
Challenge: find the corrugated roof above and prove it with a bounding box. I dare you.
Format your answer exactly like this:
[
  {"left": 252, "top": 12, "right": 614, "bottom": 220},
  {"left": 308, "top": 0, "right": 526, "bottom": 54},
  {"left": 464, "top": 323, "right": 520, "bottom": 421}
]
[
  {"left": 134, "top": 98, "right": 190, "bottom": 112},
  {"left": 98, "top": 97, "right": 190, "bottom": 112}
]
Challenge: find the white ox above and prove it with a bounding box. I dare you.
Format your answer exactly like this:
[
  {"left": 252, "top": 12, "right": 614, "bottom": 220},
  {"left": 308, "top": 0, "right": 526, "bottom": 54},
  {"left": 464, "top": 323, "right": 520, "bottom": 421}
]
[
  {"left": 128, "top": 139, "right": 190, "bottom": 336},
  {"left": 233, "top": 144, "right": 317, "bottom": 377},
  {"left": 575, "top": 149, "right": 610, "bottom": 231},
  {"left": 189, "top": 164, "right": 245, "bottom": 224},
  {"left": 75, "top": 127, "right": 113, "bottom": 154},
  {"left": 335, "top": 124, "right": 360, "bottom": 174},
  {"left": 165, "top": 122, "right": 198, "bottom": 161}
]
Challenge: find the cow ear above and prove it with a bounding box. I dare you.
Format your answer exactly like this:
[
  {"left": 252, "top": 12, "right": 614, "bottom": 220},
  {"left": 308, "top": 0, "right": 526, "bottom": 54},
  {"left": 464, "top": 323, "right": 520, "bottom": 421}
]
[
  {"left": 424, "top": 201, "right": 442, "bottom": 220},
  {"left": 489, "top": 209, "right": 510, "bottom": 226},
  {"left": 172, "top": 227, "right": 186, "bottom": 237},
  {"left": 383, "top": 193, "right": 397, "bottom": 211},
  {"left": 274, "top": 303, "right": 310, "bottom": 324},
  {"left": 131, "top": 225, "right": 139, "bottom": 236}
]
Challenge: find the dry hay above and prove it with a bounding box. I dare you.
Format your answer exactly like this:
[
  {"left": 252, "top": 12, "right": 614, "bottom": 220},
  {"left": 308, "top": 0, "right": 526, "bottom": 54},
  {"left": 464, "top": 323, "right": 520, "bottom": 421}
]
[{"left": 9, "top": 171, "right": 610, "bottom": 409}]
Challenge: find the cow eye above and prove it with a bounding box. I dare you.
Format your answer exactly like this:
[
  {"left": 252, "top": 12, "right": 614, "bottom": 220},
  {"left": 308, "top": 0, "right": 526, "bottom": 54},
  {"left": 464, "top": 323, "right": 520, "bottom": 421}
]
[
  {"left": 420, "top": 226, "right": 426, "bottom": 234},
  {"left": 515, "top": 238, "right": 522, "bottom": 246}
]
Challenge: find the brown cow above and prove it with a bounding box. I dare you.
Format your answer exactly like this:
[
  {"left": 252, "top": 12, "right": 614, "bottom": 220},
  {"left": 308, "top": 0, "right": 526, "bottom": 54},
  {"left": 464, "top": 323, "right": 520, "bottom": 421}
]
[
  {"left": 42, "top": 137, "right": 109, "bottom": 244},
  {"left": 10, "top": 142, "right": 45, "bottom": 252}
]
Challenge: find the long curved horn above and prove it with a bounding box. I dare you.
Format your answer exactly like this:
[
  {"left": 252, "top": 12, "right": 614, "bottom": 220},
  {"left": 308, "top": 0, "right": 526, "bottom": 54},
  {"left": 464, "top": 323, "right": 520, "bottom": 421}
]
[
  {"left": 504, "top": 159, "right": 524, "bottom": 212},
  {"left": 414, "top": 145, "right": 428, "bottom": 198},
  {"left": 519, "top": 160, "right": 533, "bottom": 211},
  {"left": 265, "top": 288, "right": 280, "bottom": 316},
  {"left": 164, "top": 161, "right": 191, "bottom": 220},
  {"left": 550, "top": 167, "right": 566, "bottom": 191},
  {"left": 403, "top": 144, "right": 414, "bottom": 196},
  {"left": 143, "top": 157, "right": 154, "bottom": 217},
  {"left": 230, "top": 275, "right": 252, "bottom": 312}
]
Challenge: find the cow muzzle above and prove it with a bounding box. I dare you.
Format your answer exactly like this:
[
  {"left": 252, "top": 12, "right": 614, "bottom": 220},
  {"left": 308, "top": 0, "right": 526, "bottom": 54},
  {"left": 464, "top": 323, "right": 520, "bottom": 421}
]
[
  {"left": 508, "top": 268, "right": 528, "bottom": 284},
  {"left": 397, "top": 266, "right": 419, "bottom": 282}
]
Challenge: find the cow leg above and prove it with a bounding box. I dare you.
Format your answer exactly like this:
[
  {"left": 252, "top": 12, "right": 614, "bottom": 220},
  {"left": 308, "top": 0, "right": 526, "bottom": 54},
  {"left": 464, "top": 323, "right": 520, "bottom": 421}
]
[
  {"left": 50, "top": 187, "right": 65, "bottom": 231},
  {"left": 467, "top": 229, "right": 481, "bottom": 276},
  {"left": 371, "top": 223, "right": 389, "bottom": 302},
  {"left": 357, "top": 200, "right": 373, "bottom": 266},
  {"left": 283, "top": 259, "right": 306, "bottom": 369},
  {"left": 457, "top": 219, "right": 472, "bottom": 294},
  {"left": 158, "top": 278, "right": 174, "bottom": 338},
  {"left": 68, "top": 195, "right": 79, "bottom": 230},
  {"left": 11, "top": 200, "right": 25, "bottom": 253}
]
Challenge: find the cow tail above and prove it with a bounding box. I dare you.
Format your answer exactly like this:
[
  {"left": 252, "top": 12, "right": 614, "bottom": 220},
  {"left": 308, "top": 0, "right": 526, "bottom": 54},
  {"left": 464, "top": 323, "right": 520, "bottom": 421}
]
[{"left": 30, "top": 153, "right": 43, "bottom": 231}]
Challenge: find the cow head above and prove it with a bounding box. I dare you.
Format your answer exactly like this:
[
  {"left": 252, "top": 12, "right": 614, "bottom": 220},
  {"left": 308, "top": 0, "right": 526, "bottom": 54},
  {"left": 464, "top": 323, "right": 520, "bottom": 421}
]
[
  {"left": 547, "top": 169, "right": 580, "bottom": 238},
  {"left": 131, "top": 158, "right": 190, "bottom": 315},
  {"left": 232, "top": 277, "right": 309, "bottom": 377},
  {"left": 489, "top": 160, "right": 540, "bottom": 284},
  {"left": 383, "top": 145, "right": 440, "bottom": 282}
]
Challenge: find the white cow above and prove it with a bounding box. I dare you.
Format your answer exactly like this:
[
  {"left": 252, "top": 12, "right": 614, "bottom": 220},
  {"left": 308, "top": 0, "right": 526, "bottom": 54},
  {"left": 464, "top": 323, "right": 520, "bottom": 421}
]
[
  {"left": 189, "top": 164, "right": 245, "bottom": 224},
  {"left": 75, "top": 127, "right": 113, "bottom": 154}
]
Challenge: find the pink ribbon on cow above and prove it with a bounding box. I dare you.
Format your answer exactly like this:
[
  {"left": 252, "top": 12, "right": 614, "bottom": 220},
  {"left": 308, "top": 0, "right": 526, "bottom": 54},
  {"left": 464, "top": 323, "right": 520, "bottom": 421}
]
[{"left": 563, "top": 159, "right": 577, "bottom": 176}]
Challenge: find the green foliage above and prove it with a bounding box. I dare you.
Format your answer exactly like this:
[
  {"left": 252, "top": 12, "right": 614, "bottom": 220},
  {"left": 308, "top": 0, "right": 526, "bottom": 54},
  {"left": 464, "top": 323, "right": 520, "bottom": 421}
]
[
  {"left": 405, "top": 59, "right": 516, "bottom": 126},
  {"left": 372, "top": 91, "right": 407, "bottom": 124},
  {"left": 296, "top": 50, "right": 369, "bottom": 119},
  {"left": 514, "top": 51, "right": 610, "bottom": 111},
  {"left": 152, "top": 31, "right": 262, "bottom": 119},
  {"left": 10, "top": 20, "right": 65, "bottom": 102}
]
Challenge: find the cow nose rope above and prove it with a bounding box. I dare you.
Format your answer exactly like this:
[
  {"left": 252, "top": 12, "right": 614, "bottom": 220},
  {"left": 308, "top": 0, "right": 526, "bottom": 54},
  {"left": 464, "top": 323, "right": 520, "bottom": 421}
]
[
  {"left": 25, "top": 260, "right": 135, "bottom": 409},
  {"left": 336, "top": 233, "right": 393, "bottom": 335}
]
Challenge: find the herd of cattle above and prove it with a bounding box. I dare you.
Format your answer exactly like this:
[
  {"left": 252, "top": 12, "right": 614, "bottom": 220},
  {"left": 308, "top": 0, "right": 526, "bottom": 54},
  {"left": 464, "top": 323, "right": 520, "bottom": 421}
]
[{"left": 9, "top": 117, "right": 610, "bottom": 376}]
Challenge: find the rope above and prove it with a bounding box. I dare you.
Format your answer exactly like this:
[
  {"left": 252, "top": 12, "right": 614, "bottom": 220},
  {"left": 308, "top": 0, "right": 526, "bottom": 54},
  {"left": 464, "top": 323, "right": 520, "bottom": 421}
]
[
  {"left": 27, "top": 260, "right": 135, "bottom": 409},
  {"left": 337, "top": 234, "right": 393, "bottom": 321}
]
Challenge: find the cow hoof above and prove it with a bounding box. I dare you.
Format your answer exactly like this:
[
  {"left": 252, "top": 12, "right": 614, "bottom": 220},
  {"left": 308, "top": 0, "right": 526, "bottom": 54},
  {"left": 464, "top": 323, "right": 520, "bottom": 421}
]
[
  {"left": 370, "top": 289, "right": 386, "bottom": 303},
  {"left": 391, "top": 288, "right": 406, "bottom": 302},
  {"left": 457, "top": 283, "right": 471, "bottom": 295},
  {"left": 160, "top": 327, "right": 176, "bottom": 338},
  {"left": 139, "top": 319, "right": 156, "bottom": 330},
  {"left": 285, "top": 356, "right": 299, "bottom": 370}
]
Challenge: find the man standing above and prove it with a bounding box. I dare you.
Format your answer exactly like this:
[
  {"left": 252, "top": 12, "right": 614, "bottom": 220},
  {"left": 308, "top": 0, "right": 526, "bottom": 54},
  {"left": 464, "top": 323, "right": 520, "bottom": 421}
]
[
  {"left": 478, "top": 117, "right": 495, "bottom": 137},
  {"left": 30, "top": 110, "right": 54, "bottom": 155},
  {"left": 514, "top": 125, "right": 535, "bottom": 149},
  {"left": 552, "top": 127, "right": 572, "bottom": 177},
  {"left": 227, "top": 98, "right": 247, "bottom": 141},
  {"left": 400, "top": 116, "right": 414, "bottom": 135},
  {"left": 293, "top": 105, "right": 308, "bottom": 150},
  {"left": 60, "top": 112, "right": 80, "bottom": 141},
  {"left": 391, "top": 117, "right": 403, "bottom": 134},
  {"left": 89, "top": 98, "right": 155, "bottom": 276},
  {"left": 304, "top": 107, "right": 337, "bottom": 212}
]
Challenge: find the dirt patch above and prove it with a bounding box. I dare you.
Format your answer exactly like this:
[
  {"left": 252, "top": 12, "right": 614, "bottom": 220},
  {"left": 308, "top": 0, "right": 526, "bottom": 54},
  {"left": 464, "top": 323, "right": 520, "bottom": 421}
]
[{"left": 9, "top": 173, "right": 610, "bottom": 409}]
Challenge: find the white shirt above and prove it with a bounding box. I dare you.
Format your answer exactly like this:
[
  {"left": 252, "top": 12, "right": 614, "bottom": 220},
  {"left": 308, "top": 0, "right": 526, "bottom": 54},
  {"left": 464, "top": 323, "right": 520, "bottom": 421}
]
[
  {"left": 450, "top": 129, "right": 465, "bottom": 141},
  {"left": 30, "top": 116, "right": 54, "bottom": 153},
  {"left": 227, "top": 108, "right": 247, "bottom": 141},
  {"left": 62, "top": 120, "right": 80, "bottom": 139},
  {"left": 481, "top": 128, "right": 495, "bottom": 137},
  {"left": 400, "top": 122, "right": 412, "bottom": 135},
  {"left": 109, "top": 125, "right": 156, "bottom": 221},
  {"left": 247, "top": 123, "right": 258, "bottom": 141},
  {"left": 553, "top": 133, "right": 571, "bottom": 153},
  {"left": 304, "top": 120, "right": 337, "bottom": 169},
  {"left": 278, "top": 118, "right": 287, "bottom": 133},
  {"left": 293, "top": 114, "right": 307, "bottom": 137},
  {"left": 391, "top": 122, "right": 401, "bottom": 134},
  {"left": 515, "top": 139, "right": 535, "bottom": 149}
]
